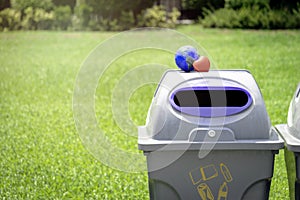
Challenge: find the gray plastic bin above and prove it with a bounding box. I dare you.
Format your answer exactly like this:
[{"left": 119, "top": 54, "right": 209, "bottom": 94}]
[
  {"left": 276, "top": 83, "right": 300, "bottom": 200},
  {"left": 138, "top": 70, "right": 284, "bottom": 200}
]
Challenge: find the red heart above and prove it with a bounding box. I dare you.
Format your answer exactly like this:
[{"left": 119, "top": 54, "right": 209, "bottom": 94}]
[{"left": 193, "top": 56, "right": 210, "bottom": 72}]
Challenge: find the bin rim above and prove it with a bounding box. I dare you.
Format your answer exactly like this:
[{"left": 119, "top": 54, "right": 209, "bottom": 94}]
[
  {"left": 275, "top": 124, "right": 300, "bottom": 152},
  {"left": 139, "top": 127, "right": 284, "bottom": 152}
]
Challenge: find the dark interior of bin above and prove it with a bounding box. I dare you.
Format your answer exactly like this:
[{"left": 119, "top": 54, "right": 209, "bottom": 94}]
[{"left": 173, "top": 89, "right": 249, "bottom": 107}]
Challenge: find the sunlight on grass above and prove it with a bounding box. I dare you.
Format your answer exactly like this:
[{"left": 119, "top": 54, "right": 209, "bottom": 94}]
[{"left": 1, "top": 27, "right": 300, "bottom": 198}]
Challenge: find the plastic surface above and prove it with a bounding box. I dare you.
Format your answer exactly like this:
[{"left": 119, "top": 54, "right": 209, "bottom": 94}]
[
  {"left": 139, "top": 70, "right": 284, "bottom": 200},
  {"left": 146, "top": 150, "right": 276, "bottom": 200},
  {"left": 139, "top": 70, "right": 284, "bottom": 145},
  {"left": 275, "top": 83, "right": 300, "bottom": 152},
  {"left": 275, "top": 83, "right": 300, "bottom": 200},
  {"left": 288, "top": 83, "right": 300, "bottom": 139},
  {"left": 139, "top": 127, "right": 283, "bottom": 152}
]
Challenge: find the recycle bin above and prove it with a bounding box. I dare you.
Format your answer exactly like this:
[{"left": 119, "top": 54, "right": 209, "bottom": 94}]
[
  {"left": 138, "top": 70, "right": 284, "bottom": 200},
  {"left": 276, "top": 83, "right": 300, "bottom": 200}
]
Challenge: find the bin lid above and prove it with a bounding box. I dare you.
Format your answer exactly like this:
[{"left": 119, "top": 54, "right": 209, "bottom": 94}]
[
  {"left": 144, "top": 70, "right": 271, "bottom": 140},
  {"left": 276, "top": 83, "right": 300, "bottom": 152},
  {"left": 139, "top": 70, "right": 284, "bottom": 152},
  {"left": 138, "top": 70, "right": 284, "bottom": 151}
]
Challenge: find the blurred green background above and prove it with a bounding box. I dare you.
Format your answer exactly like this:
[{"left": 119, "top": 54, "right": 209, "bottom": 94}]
[{"left": 1, "top": 0, "right": 300, "bottom": 31}]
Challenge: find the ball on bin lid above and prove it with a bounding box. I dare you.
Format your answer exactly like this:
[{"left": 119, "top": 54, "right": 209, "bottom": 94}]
[
  {"left": 175, "top": 46, "right": 199, "bottom": 72},
  {"left": 193, "top": 56, "right": 210, "bottom": 72}
]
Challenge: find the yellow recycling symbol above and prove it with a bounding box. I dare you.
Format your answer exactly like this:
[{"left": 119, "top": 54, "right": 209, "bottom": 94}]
[{"left": 189, "top": 163, "right": 233, "bottom": 200}]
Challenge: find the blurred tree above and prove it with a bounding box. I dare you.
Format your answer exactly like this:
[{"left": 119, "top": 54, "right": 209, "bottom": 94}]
[
  {"left": 225, "top": 0, "right": 270, "bottom": 9},
  {"left": 52, "top": 0, "right": 76, "bottom": 11},
  {"left": 269, "top": 0, "right": 300, "bottom": 11},
  {"left": 53, "top": 5, "right": 72, "bottom": 30},
  {"left": 11, "top": 0, "right": 53, "bottom": 11},
  {"left": 181, "top": 0, "right": 225, "bottom": 19},
  {"left": 76, "top": 0, "right": 154, "bottom": 20},
  {"left": 225, "top": 0, "right": 300, "bottom": 11},
  {"left": 157, "top": 0, "right": 181, "bottom": 12},
  {"left": 74, "top": 3, "right": 92, "bottom": 29},
  {"left": 0, "top": 0, "right": 10, "bottom": 11}
]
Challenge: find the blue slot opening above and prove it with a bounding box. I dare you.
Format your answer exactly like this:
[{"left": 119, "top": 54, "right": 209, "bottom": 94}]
[{"left": 170, "top": 87, "right": 253, "bottom": 117}]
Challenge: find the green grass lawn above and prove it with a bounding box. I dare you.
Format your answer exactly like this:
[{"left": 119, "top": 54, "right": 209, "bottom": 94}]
[{"left": 1, "top": 25, "right": 300, "bottom": 199}]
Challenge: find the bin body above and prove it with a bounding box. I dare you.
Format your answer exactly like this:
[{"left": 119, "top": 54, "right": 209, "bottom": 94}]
[
  {"left": 276, "top": 83, "right": 300, "bottom": 200},
  {"left": 146, "top": 149, "right": 277, "bottom": 199},
  {"left": 139, "top": 70, "right": 284, "bottom": 200}
]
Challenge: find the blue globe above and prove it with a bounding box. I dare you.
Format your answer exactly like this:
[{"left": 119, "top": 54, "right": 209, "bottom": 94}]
[{"left": 175, "top": 46, "right": 200, "bottom": 72}]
